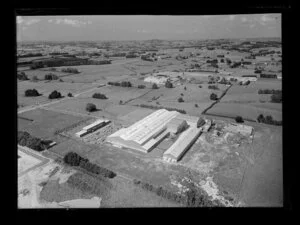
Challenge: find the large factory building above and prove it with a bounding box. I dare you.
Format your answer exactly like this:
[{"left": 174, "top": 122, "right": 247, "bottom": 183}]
[{"left": 107, "top": 109, "right": 207, "bottom": 162}]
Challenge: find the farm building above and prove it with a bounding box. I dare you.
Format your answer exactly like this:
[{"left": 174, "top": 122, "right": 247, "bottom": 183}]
[
  {"left": 223, "top": 123, "right": 253, "bottom": 136},
  {"left": 76, "top": 119, "right": 110, "bottom": 137},
  {"left": 163, "top": 125, "right": 202, "bottom": 163}
]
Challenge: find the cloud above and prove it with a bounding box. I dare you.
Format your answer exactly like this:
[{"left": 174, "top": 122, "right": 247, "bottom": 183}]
[{"left": 50, "top": 18, "right": 91, "bottom": 27}]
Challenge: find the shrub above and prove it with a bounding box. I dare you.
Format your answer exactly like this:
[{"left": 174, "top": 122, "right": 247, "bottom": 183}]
[
  {"left": 152, "top": 83, "right": 159, "bottom": 89},
  {"left": 178, "top": 97, "right": 184, "bottom": 103},
  {"left": 119, "top": 100, "right": 123, "bottom": 104},
  {"left": 86, "top": 103, "right": 97, "bottom": 112},
  {"left": 195, "top": 104, "right": 198, "bottom": 108},
  {"left": 165, "top": 81, "right": 173, "bottom": 88},
  {"left": 48, "top": 90, "right": 62, "bottom": 99},
  {"left": 181, "top": 93, "right": 184, "bottom": 96},
  {"left": 210, "top": 93, "right": 218, "bottom": 101},
  {"left": 25, "top": 89, "right": 40, "bottom": 97},
  {"left": 235, "top": 116, "right": 244, "bottom": 123},
  {"left": 184, "top": 86, "right": 187, "bottom": 90},
  {"left": 67, "top": 93, "right": 73, "bottom": 97},
  {"left": 198, "top": 85, "right": 202, "bottom": 88},
  {"left": 138, "top": 85, "right": 146, "bottom": 89},
  {"left": 92, "top": 93, "right": 108, "bottom": 99}
]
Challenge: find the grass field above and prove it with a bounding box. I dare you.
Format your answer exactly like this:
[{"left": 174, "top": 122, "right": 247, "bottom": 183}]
[
  {"left": 18, "top": 108, "right": 87, "bottom": 139},
  {"left": 207, "top": 80, "right": 282, "bottom": 121}
]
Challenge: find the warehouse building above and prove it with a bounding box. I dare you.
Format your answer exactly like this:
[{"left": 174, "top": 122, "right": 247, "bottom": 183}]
[
  {"left": 107, "top": 109, "right": 206, "bottom": 158},
  {"left": 163, "top": 124, "right": 202, "bottom": 163},
  {"left": 107, "top": 109, "right": 180, "bottom": 152},
  {"left": 76, "top": 119, "right": 110, "bottom": 137}
]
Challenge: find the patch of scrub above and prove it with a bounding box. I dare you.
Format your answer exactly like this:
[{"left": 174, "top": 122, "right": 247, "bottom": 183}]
[{"left": 199, "top": 176, "right": 234, "bottom": 207}]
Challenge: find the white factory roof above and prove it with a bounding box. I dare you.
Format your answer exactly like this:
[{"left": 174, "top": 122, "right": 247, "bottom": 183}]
[
  {"left": 76, "top": 130, "right": 88, "bottom": 137},
  {"left": 82, "top": 119, "right": 109, "bottom": 131}
]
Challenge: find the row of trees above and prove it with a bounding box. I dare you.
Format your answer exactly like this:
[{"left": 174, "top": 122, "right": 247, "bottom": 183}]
[
  {"left": 107, "top": 81, "right": 132, "bottom": 87},
  {"left": 137, "top": 104, "right": 187, "bottom": 114},
  {"left": 257, "top": 114, "right": 282, "bottom": 126},
  {"left": 61, "top": 68, "right": 80, "bottom": 73},
  {"left": 18, "top": 131, "right": 52, "bottom": 152},
  {"left": 44, "top": 73, "right": 59, "bottom": 80},
  {"left": 92, "top": 93, "right": 108, "bottom": 99},
  {"left": 63, "top": 152, "right": 116, "bottom": 178},
  {"left": 258, "top": 89, "right": 282, "bottom": 95}
]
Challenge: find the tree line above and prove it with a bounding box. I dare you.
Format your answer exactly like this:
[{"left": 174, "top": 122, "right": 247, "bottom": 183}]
[
  {"left": 18, "top": 131, "right": 53, "bottom": 152},
  {"left": 63, "top": 152, "right": 116, "bottom": 178}
]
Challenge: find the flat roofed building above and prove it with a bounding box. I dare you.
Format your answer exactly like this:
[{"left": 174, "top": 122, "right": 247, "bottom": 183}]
[
  {"left": 82, "top": 119, "right": 109, "bottom": 132},
  {"left": 107, "top": 109, "right": 179, "bottom": 153}
]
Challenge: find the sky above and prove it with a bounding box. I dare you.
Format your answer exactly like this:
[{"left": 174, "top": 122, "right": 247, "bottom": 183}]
[{"left": 16, "top": 14, "right": 281, "bottom": 42}]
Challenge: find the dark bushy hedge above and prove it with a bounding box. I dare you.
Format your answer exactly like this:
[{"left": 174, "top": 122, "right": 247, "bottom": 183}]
[
  {"left": 208, "top": 85, "right": 219, "bottom": 90},
  {"left": 61, "top": 68, "right": 79, "bottom": 73},
  {"left": 25, "top": 89, "right": 40, "bottom": 97},
  {"left": 271, "top": 93, "right": 282, "bottom": 103},
  {"left": 165, "top": 80, "right": 173, "bottom": 88},
  {"left": 137, "top": 104, "right": 186, "bottom": 114},
  {"left": 17, "top": 72, "right": 29, "bottom": 81},
  {"left": 44, "top": 73, "right": 59, "bottom": 80},
  {"left": 92, "top": 93, "right": 108, "bottom": 99},
  {"left": 257, "top": 114, "right": 282, "bottom": 126},
  {"left": 48, "top": 90, "right": 62, "bottom": 99},
  {"left": 235, "top": 116, "right": 244, "bottom": 123},
  {"left": 107, "top": 81, "right": 121, "bottom": 86},
  {"left": 138, "top": 85, "right": 146, "bottom": 89},
  {"left": 152, "top": 83, "right": 159, "bottom": 89},
  {"left": 258, "top": 89, "right": 281, "bottom": 94},
  {"left": 63, "top": 152, "right": 116, "bottom": 178},
  {"left": 18, "top": 131, "right": 52, "bottom": 152}
]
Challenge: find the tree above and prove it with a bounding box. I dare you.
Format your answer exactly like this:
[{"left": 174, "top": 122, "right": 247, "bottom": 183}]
[
  {"left": 184, "top": 86, "right": 187, "bottom": 91},
  {"left": 25, "top": 89, "right": 40, "bottom": 97},
  {"left": 67, "top": 93, "right": 73, "bottom": 97},
  {"left": 165, "top": 80, "right": 173, "bottom": 88},
  {"left": 198, "top": 85, "right": 202, "bottom": 88},
  {"left": 86, "top": 103, "right": 96, "bottom": 112},
  {"left": 178, "top": 97, "right": 184, "bottom": 102},
  {"left": 48, "top": 90, "right": 62, "bottom": 99},
  {"left": 138, "top": 85, "right": 146, "bottom": 89},
  {"left": 195, "top": 104, "right": 198, "bottom": 108},
  {"left": 210, "top": 93, "right": 218, "bottom": 101},
  {"left": 17, "top": 72, "right": 29, "bottom": 81},
  {"left": 44, "top": 73, "right": 59, "bottom": 80},
  {"left": 235, "top": 116, "right": 244, "bottom": 123},
  {"left": 31, "top": 76, "right": 38, "bottom": 81},
  {"left": 152, "top": 83, "right": 159, "bottom": 89},
  {"left": 257, "top": 114, "right": 265, "bottom": 123},
  {"left": 119, "top": 100, "right": 123, "bottom": 105}
]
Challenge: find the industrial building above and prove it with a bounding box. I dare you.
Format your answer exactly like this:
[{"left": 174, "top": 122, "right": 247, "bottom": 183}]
[
  {"left": 163, "top": 125, "right": 202, "bottom": 163},
  {"left": 107, "top": 109, "right": 180, "bottom": 152},
  {"left": 76, "top": 119, "right": 110, "bottom": 137},
  {"left": 107, "top": 109, "right": 207, "bottom": 162}
]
